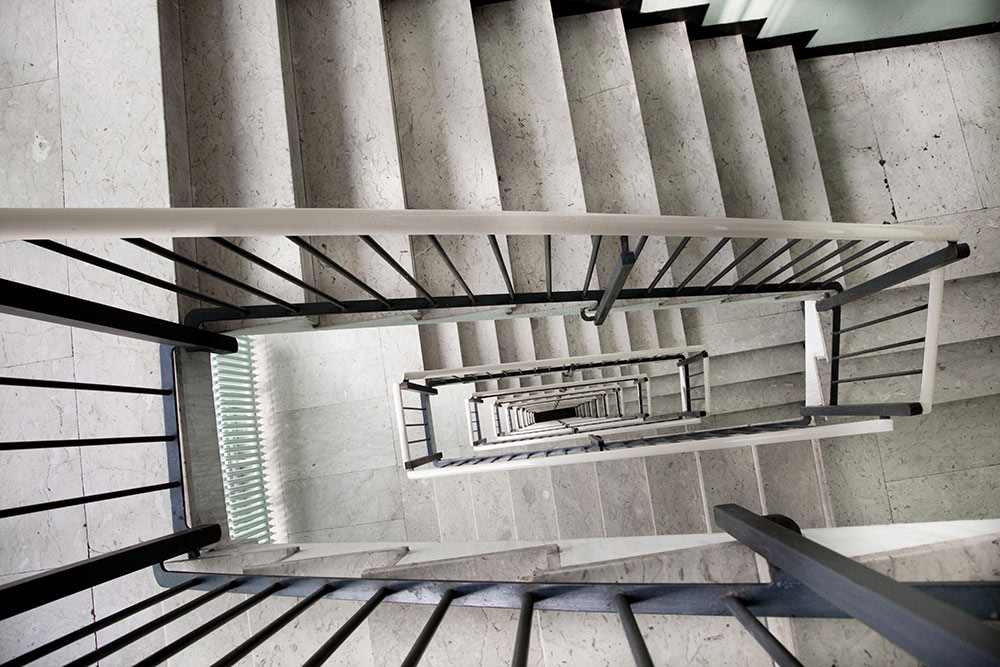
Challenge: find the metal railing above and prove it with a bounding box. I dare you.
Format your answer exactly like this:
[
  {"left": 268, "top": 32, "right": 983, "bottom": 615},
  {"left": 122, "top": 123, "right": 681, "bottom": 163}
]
[
  {"left": 2, "top": 505, "right": 997, "bottom": 666},
  {"left": 0, "top": 211, "right": 984, "bottom": 666}
]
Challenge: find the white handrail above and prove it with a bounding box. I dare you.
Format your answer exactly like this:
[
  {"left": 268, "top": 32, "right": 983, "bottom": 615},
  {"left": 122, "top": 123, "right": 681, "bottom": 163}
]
[{"left": 0, "top": 208, "right": 960, "bottom": 242}]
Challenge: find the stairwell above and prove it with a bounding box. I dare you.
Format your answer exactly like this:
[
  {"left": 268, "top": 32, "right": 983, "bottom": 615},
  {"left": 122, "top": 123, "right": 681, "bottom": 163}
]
[{"left": 1, "top": 0, "right": 998, "bottom": 664}]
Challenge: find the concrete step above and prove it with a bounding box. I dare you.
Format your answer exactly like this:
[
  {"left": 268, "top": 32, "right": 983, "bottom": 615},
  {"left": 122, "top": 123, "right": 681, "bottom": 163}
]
[
  {"left": 495, "top": 318, "right": 539, "bottom": 390},
  {"left": 364, "top": 544, "right": 559, "bottom": 581},
  {"left": 171, "top": 1, "right": 306, "bottom": 323},
  {"left": 473, "top": 0, "right": 592, "bottom": 296},
  {"left": 383, "top": 0, "right": 508, "bottom": 302},
  {"left": 691, "top": 35, "right": 791, "bottom": 281},
  {"left": 627, "top": 20, "right": 737, "bottom": 290},
  {"left": 534, "top": 539, "right": 758, "bottom": 582},
  {"left": 284, "top": 1, "right": 413, "bottom": 313},
  {"left": 748, "top": 45, "right": 841, "bottom": 280}
]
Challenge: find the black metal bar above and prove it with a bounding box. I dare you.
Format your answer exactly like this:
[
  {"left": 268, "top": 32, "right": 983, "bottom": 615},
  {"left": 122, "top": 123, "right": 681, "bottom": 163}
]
[
  {"left": 819, "top": 244, "right": 969, "bottom": 311},
  {"left": 0, "top": 434, "right": 175, "bottom": 452},
  {"left": 359, "top": 235, "right": 436, "bottom": 305},
  {"left": 511, "top": 591, "right": 536, "bottom": 667},
  {"left": 824, "top": 241, "right": 913, "bottom": 283},
  {"left": 722, "top": 596, "right": 803, "bottom": 667},
  {"left": 185, "top": 282, "right": 838, "bottom": 327},
  {"left": 830, "top": 306, "right": 841, "bottom": 405},
  {"left": 779, "top": 239, "right": 861, "bottom": 286},
  {"left": 645, "top": 236, "right": 689, "bottom": 294},
  {"left": 0, "top": 480, "right": 180, "bottom": 519},
  {"left": 426, "top": 235, "right": 477, "bottom": 304},
  {"left": 65, "top": 579, "right": 239, "bottom": 667},
  {"left": 401, "top": 380, "right": 439, "bottom": 395},
  {"left": 714, "top": 504, "right": 1000, "bottom": 667},
  {"left": 405, "top": 452, "right": 444, "bottom": 470},
  {"left": 210, "top": 584, "right": 333, "bottom": 667},
  {"left": 701, "top": 237, "right": 766, "bottom": 291},
  {"left": 0, "top": 278, "right": 238, "bottom": 353},
  {"left": 425, "top": 353, "right": 685, "bottom": 387},
  {"left": 287, "top": 235, "right": 392, "bottom": 307},
  {"left": 677, "top": 351, "right": 708, "bottom": 367},
  {"left": 581, "top": 235, "right": 602, "bottom": 299},
  {"left": 730, "top": 239, "right": 801, "bottom": 290},
  {"left": 208, "top": 236, "right": 348, "bottom": 311},
  {"left": 589, "top": 238, "right": 636, "bottom": 325},
  {"left": 833, "top": 369, "right": 923, "bottom": 384},
  {"left": 613, "top": 594, "right": 654, "bottom": 667},
  {"left": 544, "top": 234, "right": 553, "bottom": 301},
  {"left": 124, "top": 238, "right": 300, "bottom": 313},
  {"left": 302, "top": 587, "right": 393, "bottom": 667},
  {"left": 27, "top": 239, "right": 248, "bottom": 313},
  {"left": 754, "top": 240, "right": 832, "bottom": 289},
  {"left": 3, "top": 578, "right": 201, "bottom": 667},
  {"left": 801, "top": 240, "right": 888, "bottom": 283},
  {"left": 0, "top": 525, "right": 220, "bottom": 621},
  {"left": 401, "top": 589, "right": 457, "bottom": 667},
  {"left": 487, "top": 234, "right": 515, "bottom": 299},
  {"left": 802, "top": 403, "right": 922, "bottom": 417},
  {"left": 676, "top": 237, "right": 730, "bottom": 290},
  {"left": 0, "top": 376, "right": 172, "bottom": 395},
  {"left": 134, "top": 582, "right": 285, "bottom": 667},
  {"left": 833, "top": 337, "right": 925, "bottom": 360},
  {"left": 836, "top": 304, "right": 929, "bottom": 334}
]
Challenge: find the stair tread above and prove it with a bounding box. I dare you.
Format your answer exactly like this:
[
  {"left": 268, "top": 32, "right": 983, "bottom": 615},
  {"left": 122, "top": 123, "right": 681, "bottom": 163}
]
[{"left": 691, "top": 35, "right": 792, "bottom": 281}]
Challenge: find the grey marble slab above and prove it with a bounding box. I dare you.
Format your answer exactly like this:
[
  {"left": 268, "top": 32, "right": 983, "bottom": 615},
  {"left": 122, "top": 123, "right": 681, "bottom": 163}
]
[
  {"left": 756, "top": 440, "right": 827, "bottom": 529},
  {"left": 538, "top": 608, "right": 773, "bottom": 666},
  {"left": 877, "top": 395, "right": 1000, "bottom": 482},
  {"left": 368, "top": 603, "right": 545, "bottom": 666},
  {"left": 0, "top": 80, "right": 62, "bottom": 208},
  {"left": 798, "top": 54, "right": 895, "bottom": 224},
  {"left": 179, "top": 0, "right": 297, "bottom": 208},
  {"left": 748, "top": 46, "right": 833, "bottom": 223},
  {"left": 940, "top": 33, "right": 1000, "bottom": 209},
  {"left": 699, "top": 447, "right": 762, "bottom": 531},
  {"left": 792, "top": 618, "right": 918, "bottom": 667},
  {"left": 595, "top": 458, "right": 655, "bottom": 537},
  {"left": 627, "top": 21, "right": 739, "bottom": 287},
  {"left": 92, "top": 568, "right": 171, "bottom": 665},
  {"left": 160, "top": 590, "right": 253, "bottom": 666},
  {"left": 470, "top": 472, "right": 517, "bottom": 541},
  {"left": 290, "top": 519, "right": 407, "bottom": 544},
  {"left": 856, "top": 43, "right": 982, "bottom": 221},
  {"left": 551, "top": 462, "right": 605, "bottom": 538},
  {"left": 0, "top": 582, "right": 95, "bottom": 664},
  {"left": 398, "top": 468, "right": 441, "bottom": 542},
  {"left": 555, "top": 11, "right": 659, "bottom": 216},
  {"left": 250, "top": 595, "right": 375, "bottom": 667},
  {"left": 285, "top": 0, "right": 404, "bottom": 210},
  {"left": 887, "top": 464, "right": 1000, "bottom": 522},
  {"left": 645, "top": 452, "right": 710, "bottom": 534},
  {"left": 434, "top": 474, "right": 478, "bottom": 541},
  {"left": 57, "top": 0, "right": 171, "bottom": 207},
  {"left": 0, "top": 0, "right": 58, "bottom": 88},
  {"left": 271, "top": 398, "right": 397, "bottom": 481},
  {"left": 820, "top": 434, "right": 893, "bottom": 526},
  {"left": 284, "top": 466, "right": 402, "bottom": 535},
  {"left": 474, "top": 0, "right": 585, "bottom": 215},
  {"left": 509, "top": 467, "right": 560, "bottom": 540},
  {"left": 691, "top": 36, "right": 789, "bottom": 278},
  {"left": 0, "top": 242, "right": 72, "bottom": 369},
  {"left": 536, "top": 540, "right": 758, "bottom": 583}
]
